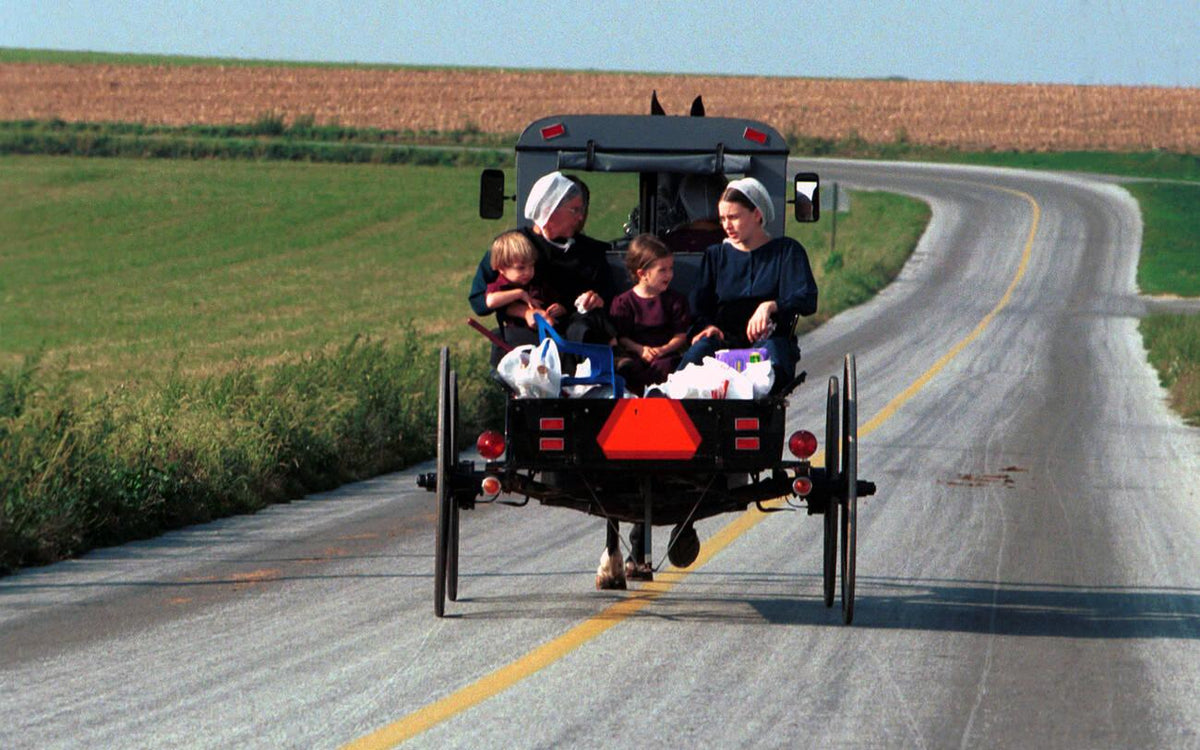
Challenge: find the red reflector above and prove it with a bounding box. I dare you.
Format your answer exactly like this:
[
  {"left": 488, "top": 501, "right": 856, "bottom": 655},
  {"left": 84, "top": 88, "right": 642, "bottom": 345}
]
[
  {"left": 541, "top": 123, "right": 566, "bottom": 140},
  {"left": 743, "top": 127, "right": 768, "bottom": 144},
  {"left": 792, "top": 476, "right": 813, "bottom": 496},
  {"left": 735, "top": 437, "right": 760, "bottom": 451},
  {"left": 539, "top": 417, "right": 564, "bottom": 431},
  {"left": 477, "top": 430, "right": 506, "bottom": 460},
  {"left": 596, "top": 400, "right": 702, "bottom": 460},
  {"left": 734, "top": 417, "right": 759, "bottom": 431},
  {"left": 539, "top": 437, "right": 565, "bottom": 451},
  {"left": 788, "top": 430, "right": 818, "bottom": 459}
]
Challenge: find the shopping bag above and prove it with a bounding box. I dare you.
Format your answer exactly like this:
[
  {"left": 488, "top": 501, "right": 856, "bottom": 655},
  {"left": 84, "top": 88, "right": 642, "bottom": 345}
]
[{"left": 509, "top": 337, "right": 562, "bottom": 398}]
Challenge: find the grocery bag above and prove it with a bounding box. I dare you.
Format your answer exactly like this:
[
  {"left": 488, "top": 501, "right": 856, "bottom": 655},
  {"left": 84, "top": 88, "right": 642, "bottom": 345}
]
[{"left": 506, "top": 338, "right": 562, "bottom": 398}]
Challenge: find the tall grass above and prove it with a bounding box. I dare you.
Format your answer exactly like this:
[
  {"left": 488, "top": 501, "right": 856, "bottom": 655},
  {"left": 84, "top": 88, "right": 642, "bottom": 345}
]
[
  {"left": 0, "top": 333, "right": 500, "bottom": 572},
  {"left": 1140, "top": 315, "right": 1200, "bottom": 425}
]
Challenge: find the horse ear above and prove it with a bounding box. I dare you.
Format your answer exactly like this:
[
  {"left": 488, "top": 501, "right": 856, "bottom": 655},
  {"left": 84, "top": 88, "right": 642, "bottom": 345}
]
[
  {"left": 690, "top": 96, "right": 705, "bottom": 117},
  {"left": 650, "top": 90, "right": 666, "bottom": 116}
]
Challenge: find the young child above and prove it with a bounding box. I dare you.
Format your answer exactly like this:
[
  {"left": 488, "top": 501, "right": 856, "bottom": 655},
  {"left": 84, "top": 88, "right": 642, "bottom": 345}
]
[
  {"left": 608, "top": 234, "right": 692, "bottom": 394},
  {"left": 484, "top": 230, "right": 566, "bottom": 330}
]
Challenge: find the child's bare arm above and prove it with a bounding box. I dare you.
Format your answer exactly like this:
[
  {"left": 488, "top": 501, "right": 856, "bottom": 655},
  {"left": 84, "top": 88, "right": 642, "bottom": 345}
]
[
  {"left": 485, "top": 288, "right": 531, "bottom": 310},
  {"left": 658, "top": 332, "right": 688, "bottom": 356}
]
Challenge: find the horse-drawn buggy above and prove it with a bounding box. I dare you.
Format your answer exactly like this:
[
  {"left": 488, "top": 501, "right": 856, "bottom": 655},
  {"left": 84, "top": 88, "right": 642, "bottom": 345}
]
[{"left": 419, "top": 105, "right": 875, "bottom": 623}]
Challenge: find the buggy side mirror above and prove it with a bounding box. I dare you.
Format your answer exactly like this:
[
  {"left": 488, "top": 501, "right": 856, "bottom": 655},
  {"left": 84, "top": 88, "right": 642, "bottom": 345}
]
[
  {"left": 793, "top": 173, "right": 819, "bottom": 223},
  {"left": 480, "top": 169, "right": 508, "bottom": 220}
]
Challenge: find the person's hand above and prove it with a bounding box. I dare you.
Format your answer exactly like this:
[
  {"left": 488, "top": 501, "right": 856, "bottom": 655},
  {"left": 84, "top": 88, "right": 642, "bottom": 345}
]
[
  {"left": 640, "top": 345, "right": 658, "bottom": 363},
  {"left": 575, "top": 291, "right": 603, "bottom": 313},
  {"left": 747, "top": 301, "right": 777, "bottom": 342},
  {"left": 546, "top": 303, "right": 567, "bottom": 320},
  {"left": 691, "top": 326, "right": 723, "bottom": 345},
  {"left": 523, "top": 307, "right": 545, "bottom": 328}
]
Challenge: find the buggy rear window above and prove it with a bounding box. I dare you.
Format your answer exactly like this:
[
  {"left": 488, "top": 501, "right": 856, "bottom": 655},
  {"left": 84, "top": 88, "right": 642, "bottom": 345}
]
[{"left": 557, "top": 152, "right": 751, "bottom": 175}]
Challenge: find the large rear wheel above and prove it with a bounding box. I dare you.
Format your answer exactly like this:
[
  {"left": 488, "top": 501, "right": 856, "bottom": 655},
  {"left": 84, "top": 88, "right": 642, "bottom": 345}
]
[
  {"left": 447, "top": 370, "right": 461, "bottom": 602},
  {"left": 823, "top": 375, "right": 840, "bottom": 608},
  {"left": 840, "top": 354, "right": 858, "bottom": 625},
  {"left": 433, "top": 347, "right": 453, "bottom": 617}
]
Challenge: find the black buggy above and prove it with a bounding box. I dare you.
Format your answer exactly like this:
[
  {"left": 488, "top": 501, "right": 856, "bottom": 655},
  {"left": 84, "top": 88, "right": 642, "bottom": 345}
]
[{"left": 420, "top": 109, "right": 875, "bottom": 623}]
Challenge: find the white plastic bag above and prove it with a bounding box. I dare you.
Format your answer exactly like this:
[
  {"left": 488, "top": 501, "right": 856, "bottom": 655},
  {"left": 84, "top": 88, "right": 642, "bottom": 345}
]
[
  {"left": 508, "top": 338, "right": 562, "bottom": 398},
  {"left": 496, "top": 345, "right": 534, "bottom": 393},
  {"left": 562, "top": 359, "right": 596, "bottom": 398},
  {"left": 654, "top": 357, "right": 753, "bottom": 400},
  {"left": 743, "top": 359, "right": 775, "bottom": 399}
]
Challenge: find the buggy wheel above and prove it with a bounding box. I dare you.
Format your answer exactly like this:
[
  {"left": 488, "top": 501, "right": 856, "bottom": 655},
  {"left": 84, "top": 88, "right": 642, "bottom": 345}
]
[
  {"left": 447, "top": 370, "right": 461, "bottom": 602},
  {"left": 434, "top": 347, "right": 452, "bottom": 617},
  {"left": 823, "top": 375, "right": 840, "bottom": 608},
  {"left": 840, "top": 354, "right": 858, "bottom": 625}
]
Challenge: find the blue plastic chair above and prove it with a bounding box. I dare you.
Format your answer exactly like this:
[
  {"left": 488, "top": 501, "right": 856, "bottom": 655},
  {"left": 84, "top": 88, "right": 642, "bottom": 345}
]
[{"left": 535, "top": 314, "right": 625, "bottom": 398}]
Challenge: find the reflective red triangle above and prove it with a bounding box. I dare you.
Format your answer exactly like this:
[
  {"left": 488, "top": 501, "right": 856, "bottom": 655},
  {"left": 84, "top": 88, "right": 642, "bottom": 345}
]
[{"left": 596, "top": 400, "right": 701, "bottom": 460}]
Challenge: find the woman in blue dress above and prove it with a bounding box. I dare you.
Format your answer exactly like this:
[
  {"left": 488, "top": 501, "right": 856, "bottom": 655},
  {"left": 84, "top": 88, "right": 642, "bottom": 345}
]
[{"left": 678, "top": 177, "right": 818, "bottom": 392}]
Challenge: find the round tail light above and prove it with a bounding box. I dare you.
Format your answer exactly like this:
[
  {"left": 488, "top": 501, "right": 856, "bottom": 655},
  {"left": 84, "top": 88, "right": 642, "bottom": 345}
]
[
  {"left": 792, "top": 476, "right": 813, "bottom": 496},
  {"left": 788, "top": 430, "right": 818, "bottom": 459},
  {"left": 481, "top": 475, "right": 502, "bottom": 497},
  {"left": 477, "top": 430, "right": 506, "bottom": 460}
]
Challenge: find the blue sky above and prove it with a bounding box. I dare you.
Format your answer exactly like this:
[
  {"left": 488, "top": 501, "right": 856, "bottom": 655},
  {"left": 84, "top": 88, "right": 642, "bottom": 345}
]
[{"left": 3, "top": 1, "right": 1196, "bottom": 87}]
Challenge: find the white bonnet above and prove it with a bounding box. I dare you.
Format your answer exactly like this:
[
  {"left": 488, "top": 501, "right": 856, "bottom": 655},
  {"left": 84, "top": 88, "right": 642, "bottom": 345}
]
[
  {"left": 524, "top": 172, "right": 578, "bottom": 230},
  {"left": 724, "top": 177, "right": 773, "bottom": 226}
]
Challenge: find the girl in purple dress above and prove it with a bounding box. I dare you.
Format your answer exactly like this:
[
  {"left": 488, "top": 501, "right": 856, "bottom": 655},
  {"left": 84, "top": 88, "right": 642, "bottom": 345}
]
[{"left": 609, "top": 234, "right": 692, "bottom": 395}]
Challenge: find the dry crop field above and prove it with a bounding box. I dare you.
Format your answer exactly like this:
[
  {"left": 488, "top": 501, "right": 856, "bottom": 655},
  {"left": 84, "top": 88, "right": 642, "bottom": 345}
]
[{"left": 1, "top": 62, "right": 1197, "bottom": 152}]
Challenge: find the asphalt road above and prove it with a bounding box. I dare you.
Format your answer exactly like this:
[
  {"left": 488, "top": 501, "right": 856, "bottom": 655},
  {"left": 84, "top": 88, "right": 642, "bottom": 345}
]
[{"left": 2, "top": 160, "right": 1198, "bottom": 749}]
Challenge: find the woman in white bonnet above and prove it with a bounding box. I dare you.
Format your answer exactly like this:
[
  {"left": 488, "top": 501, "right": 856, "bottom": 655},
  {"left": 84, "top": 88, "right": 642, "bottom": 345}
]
[
  {"left": 468, "top": 171, "right": 615, "bottom": 357},
  {"left": 677, "top": 176, "right": 818, "bottom": 392}
]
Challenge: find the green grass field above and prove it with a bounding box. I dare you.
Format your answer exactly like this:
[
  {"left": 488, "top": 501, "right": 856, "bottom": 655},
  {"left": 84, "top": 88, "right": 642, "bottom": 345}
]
[
  {"left": 0, "top": 157, "right": 923, "bottom": 389},
  {"left": 1, "top": 157, "right": 492, "bottom": 387},
  {"left": 1126, "top": 181, "right": 1200, "bottom": 296}
]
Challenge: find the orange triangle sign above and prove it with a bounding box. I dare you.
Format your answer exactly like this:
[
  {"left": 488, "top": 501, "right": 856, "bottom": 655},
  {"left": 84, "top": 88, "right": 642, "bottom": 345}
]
[{"left": 596, "top": 400, "right": 702, "bottom": 460}]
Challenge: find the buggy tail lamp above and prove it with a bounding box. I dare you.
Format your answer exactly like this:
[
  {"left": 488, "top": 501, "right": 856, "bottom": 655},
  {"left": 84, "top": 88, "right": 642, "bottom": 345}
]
[
  {"left": 476, "top": 430, "right": 506, "bottom": 460},
  {"left": 540, "top": 122, "right": 566, "bottom": 140},
  {"left": 743, "top": 126, "right": 769, "bottom": 145},
  {"left": 788, "top": 430, "right": 818, "bottom": 459},
  {"left": 792, "top": 476, "right": 813, "bottom": 497},
  {"left": 480, "top": 475, "right": 502, "bottom": 498}
]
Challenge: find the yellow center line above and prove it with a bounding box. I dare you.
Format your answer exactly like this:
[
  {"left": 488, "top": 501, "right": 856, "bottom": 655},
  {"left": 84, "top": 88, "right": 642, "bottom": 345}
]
[{"left": 344, "top": 182, "right": 1040, "bottom": 750}]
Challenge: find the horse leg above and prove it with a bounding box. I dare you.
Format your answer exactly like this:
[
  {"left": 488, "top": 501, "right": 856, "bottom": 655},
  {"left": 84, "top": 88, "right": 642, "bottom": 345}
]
[{"left": 595, "top": 520, "right": 626, "bottom": 590}]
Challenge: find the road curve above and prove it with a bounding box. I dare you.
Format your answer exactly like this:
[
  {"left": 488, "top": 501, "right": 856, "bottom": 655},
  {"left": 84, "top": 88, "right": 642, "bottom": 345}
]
[{"left": 2, "top": 161, "right": 1198, "bottom": 749}]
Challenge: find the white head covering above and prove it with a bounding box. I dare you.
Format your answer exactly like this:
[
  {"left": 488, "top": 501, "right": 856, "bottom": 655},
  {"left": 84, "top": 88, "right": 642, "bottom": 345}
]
[
  {"left": 724, "top": 177, "right": 774, "bottom": 226},
  {"left": 524, "top": 172, "right": 578, "bottom": 232}
]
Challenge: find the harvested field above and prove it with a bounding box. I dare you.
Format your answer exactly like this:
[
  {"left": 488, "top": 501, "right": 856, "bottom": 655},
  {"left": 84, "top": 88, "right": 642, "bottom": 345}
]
[{"left": 1, "top": 62, "right": 1197, "bottom": 152}]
